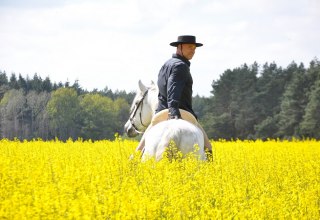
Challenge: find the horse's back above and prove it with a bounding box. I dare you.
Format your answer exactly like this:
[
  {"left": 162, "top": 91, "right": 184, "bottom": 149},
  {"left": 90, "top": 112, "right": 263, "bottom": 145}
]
[{"left": 143, "top": 119, "right": 205, "bottom": 161}]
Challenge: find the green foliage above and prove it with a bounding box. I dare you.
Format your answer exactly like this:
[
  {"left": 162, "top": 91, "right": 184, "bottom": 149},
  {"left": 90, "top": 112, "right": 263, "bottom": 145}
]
[
  {"left": 78, "top": 93, "right": 115, "bottom": 140},
  {"left": 254, "top": 116, "right": 279, "bottom": 140},
  {"left": 201, "top": 113, "right": 235, "bottom": 140},
  {"left": 1, "top": 58, "right": 320, "bottom": 140},
  {"left": 47, "top": 88, "right": 80, "bottom": 140},
  {"left": 203, "top": 63, "right": 258, "bottom": 139},
  {"left": 299, "top": 80, "right": 320, "bottom": 138},
  {"left": 0, "top": 89, "right": 26, "bottom": 139},
  {"left": 276, "top": 63, "right": 307, "bottom": 138},
  {"left": 203, "top": 58, "right": 320, "bottom": 140},
  {"left": 299, "top": 61, "right": 320, "bottom": 138},
  {"left": 113, "top": 98, "right": 130, "bottom": 133},
  {"left": 0, "top": 89, "right": 52, "bottom": 139},
  {"left": 0, "top": 71, "right": 8, "bottom": 85}
]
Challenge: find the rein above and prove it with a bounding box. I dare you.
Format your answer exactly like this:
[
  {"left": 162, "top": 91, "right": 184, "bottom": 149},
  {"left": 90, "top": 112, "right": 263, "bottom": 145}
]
[{"left": 129, "top": 89, "right": 149, "bottom": 133}]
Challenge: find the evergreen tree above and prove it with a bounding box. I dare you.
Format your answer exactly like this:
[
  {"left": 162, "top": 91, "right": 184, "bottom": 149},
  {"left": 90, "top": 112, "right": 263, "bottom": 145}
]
[
  {"left": 192, "top": 95, "right": 209, "bottom": 119},
  {"left": 277, "top": 62, "right": 307, "bottom": 138},
  {"left": 253, "top": 63, "right": 285, "bottom": 138},
  {"left": 9, "top": 73, "right": 19, "bottom": 89},
  {"left": 42, "top": 77, "right": 53, "bottom": 92},
  {"left": 232, "top": 63, "right": 258, "bottom": 139},
  {"left": 0, "top": 71, "right": 8, "bottom": 86},
  {"left": 71, "top": 80, "right": 85, "bottom": 95},
  {"left": 18, "top": 74, "right": 28, "bottom": 92},
  {"left": 0, "top": 71, "right": 9, "bottom": 100},
  {"left": 202, "top": 68, "right": 236, "bottom": 139},
  {"left": 300, "top": 79, "right": 320, "bottom": 138},
  {"left": 299, "top": 59, "right": 320, "bottom": 138},
  {"left": 30, "top": 73, "right": 43, "bottom": 92},
  {"left": 203, "top": 63, "right": 258, "bottom": 139}
]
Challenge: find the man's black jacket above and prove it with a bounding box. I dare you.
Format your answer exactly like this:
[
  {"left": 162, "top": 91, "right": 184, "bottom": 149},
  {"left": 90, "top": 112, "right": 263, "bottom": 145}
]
[{"left": 155, "top": 54, "right": 197, "bottom": 119}]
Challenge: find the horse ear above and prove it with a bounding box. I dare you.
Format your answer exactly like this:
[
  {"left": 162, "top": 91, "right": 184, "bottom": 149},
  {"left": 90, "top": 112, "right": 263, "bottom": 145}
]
[
  {"left": 138, "top": 80, "right": 147, "bottom": 92},
  {"left": 151, "top": 80, "right": 155, "bottom": 86}
]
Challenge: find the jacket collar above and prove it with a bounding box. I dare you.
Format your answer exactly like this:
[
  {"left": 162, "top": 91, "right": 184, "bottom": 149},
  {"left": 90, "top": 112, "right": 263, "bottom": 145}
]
[{"left": 172, "top": 54, "right": 191, "bottom": 67}]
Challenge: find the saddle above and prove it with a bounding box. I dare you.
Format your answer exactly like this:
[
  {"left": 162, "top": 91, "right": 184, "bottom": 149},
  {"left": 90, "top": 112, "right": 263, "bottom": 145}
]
[{"left": 150, "top": 109, "right": 198, "bottom": 127}]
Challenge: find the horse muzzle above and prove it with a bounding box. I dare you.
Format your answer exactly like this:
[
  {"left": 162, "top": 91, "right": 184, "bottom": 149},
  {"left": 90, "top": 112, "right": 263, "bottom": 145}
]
[{"left": 124, "top": 120, "right": 139, "bottom": 137}]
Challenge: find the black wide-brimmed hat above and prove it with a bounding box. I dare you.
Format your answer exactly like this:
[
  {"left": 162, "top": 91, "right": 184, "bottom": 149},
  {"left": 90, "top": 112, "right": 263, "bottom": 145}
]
[{"left": 170, "top": 35, "right": 203, "bottom": 47}]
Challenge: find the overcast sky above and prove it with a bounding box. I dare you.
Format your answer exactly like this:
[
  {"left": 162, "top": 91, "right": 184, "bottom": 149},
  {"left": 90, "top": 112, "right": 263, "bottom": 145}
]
[{"left": 0, "top": 0, "right": 319, "bottom": 96}]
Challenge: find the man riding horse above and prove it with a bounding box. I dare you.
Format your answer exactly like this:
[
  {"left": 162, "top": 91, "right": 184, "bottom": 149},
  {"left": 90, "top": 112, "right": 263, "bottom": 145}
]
[{"left": 135, "top": 35, "right": 213, "bottom": 156}]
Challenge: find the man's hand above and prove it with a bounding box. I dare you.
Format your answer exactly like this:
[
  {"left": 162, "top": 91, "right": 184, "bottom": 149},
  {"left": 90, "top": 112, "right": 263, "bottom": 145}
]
[{"left": 169, "top": 115, "right": 181, "bottom": 120}]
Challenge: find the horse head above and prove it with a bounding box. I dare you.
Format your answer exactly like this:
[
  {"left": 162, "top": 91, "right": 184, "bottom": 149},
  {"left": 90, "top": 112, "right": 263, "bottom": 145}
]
[{"left": 124, "top": 80, "right": 158, "bottom": 137}]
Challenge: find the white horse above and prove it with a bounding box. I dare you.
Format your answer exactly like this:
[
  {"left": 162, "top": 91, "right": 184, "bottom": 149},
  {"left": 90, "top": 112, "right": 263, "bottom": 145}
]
[{"left": 124, "top": 80, "right": 206, "bottom": 161}]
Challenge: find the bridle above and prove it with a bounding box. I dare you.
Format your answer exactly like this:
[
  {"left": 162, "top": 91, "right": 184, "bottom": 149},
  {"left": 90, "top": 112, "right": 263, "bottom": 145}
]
[{"left": 129, "top": 89, "right": 149, "bottom": 133}]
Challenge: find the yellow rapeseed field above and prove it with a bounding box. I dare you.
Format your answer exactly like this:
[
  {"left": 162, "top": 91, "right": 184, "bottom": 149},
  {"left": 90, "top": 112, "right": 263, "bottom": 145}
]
[{"left": 0, "top": 138, "right": 319, "bottom": 219}]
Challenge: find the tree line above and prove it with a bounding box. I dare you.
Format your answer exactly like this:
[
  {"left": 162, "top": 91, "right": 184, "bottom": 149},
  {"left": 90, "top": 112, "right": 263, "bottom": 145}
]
[
  {"left": 198, "top": 58, "right": 320, "bottom": 140},
  {"left": 1, "top": 57, "right": 319, "bottom": 141},
  {"left": 0, "top": 72, "right": 134, "bottom": 140}
]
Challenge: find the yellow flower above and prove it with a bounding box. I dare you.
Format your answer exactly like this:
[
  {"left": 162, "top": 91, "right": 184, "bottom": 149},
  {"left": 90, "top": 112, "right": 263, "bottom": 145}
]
[{"left": 0, "top": 139, "right": 319, "bottom": 219}]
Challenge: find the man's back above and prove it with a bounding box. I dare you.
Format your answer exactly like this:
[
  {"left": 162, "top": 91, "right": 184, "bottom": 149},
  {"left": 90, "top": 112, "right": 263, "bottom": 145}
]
[{"left": 156, "top": 54, "right": 197, "bottom": 119}]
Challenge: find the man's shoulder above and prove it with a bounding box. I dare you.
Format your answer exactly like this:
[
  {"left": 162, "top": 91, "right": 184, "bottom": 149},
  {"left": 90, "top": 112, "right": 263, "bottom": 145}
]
[{"left": 165, "top": 57, "right": 187, "bottom": 68}]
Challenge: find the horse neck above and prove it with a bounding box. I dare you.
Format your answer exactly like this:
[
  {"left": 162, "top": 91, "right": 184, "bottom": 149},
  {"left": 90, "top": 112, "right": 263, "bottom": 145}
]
[
  {"left": 147, "top": 87, "right": 159, "bottom": 117},
  {"left": 139, "top": 86, "right": 158, "bottom": 127}
]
